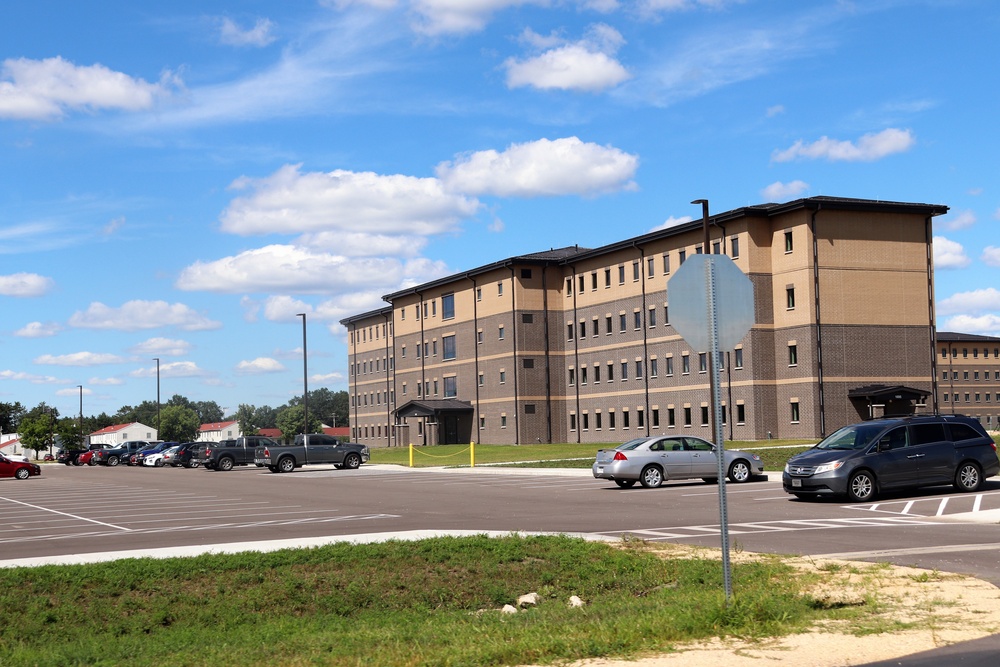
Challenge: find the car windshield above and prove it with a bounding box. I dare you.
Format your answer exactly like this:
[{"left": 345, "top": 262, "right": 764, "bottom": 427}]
[
  {"left": 815, "top": 423, "right": 885, "bottom": 450},
  {"left": 617, "top": 438, "right": 651, "bottom": 451}
]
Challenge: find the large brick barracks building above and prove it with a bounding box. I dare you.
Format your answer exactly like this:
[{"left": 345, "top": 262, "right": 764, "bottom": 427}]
[{"left": 341, "top": 196, "right": 998, "bottom": 447}]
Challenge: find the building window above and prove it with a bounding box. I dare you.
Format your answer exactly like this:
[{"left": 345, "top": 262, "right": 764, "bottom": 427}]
[
  {"left": 786, "top": 287, "right": 796, "bottom": 309},
  {"left": 621, "top": 361, "right": 628, "bottom": 380},
  {"left": 607, "top": 362, "right": 614, "bottom": 381},
  {"left": 569, "top": 368, "right": 576, "bottom": 385},
  {"left": 647, "top": 257, "right": 655, "bottom": 278},
  {"left": 634, "top": 311, "right": 642, "bottom": 330},
  {"left": 592, "top": 317, "right": 599, "bottom": 337},
  {"left": 478, "top": 373, "right": 484, "bottom": 387},
  {"left": 700, "top": 406, "right": 709, "bottom": 426},
  {"left": 498, "top": 281, "right": 504, "bottom": 296},
  {"left": 500, "top": 370, "right": 507, "bottom": 384},
  {"left": 679, "top": 249, "right": 686, "bottom": 265},
  {"left": 650, "top": 358, "right": 658, "bottom": 377},
  {"left": 619, "top": 314, "right": 627, "bottom": 333},
  {"left": 668, "top": 408, "right": 676, "bottom": 427},
  {"left": 581, "top": 366, "right": 588, "bottom": 384},
  {"left": 525, "top": 404, "right": 536, "bottom": 414},
  {"left": 521, "top": 268, "right": 532, "bottom": 279},
  {"left": 582, "top": 412, "right": 589, "bottom": 430},
  {"left": 401, "top": 345, "right": 406, "bottom": 358},
  {"left": 479, "top": 416, "right": 485, "bottom": 429},
  {"left": 788, "top": 344, "right": 797, "bottom": 366},
  {"left": 731, "top": 237, "right": 740, "bottom": 258},
  {"left": 652, "top": 408, "right": 659, "bottom": 427},
  {"left": 623, "top": 410, "right": 630, "bottom": 429},
  {"left": 579, "top": 320, "right": 586, "bottom": 338},
  {"left": 618, "top": 265, "right": 625, "bottom": 284},
  {"left": 498, "top": 325, "right": 505, "bottom": 340},
  {"left": 432, "top": 380, "right": 438, "bottom": 396},
  {"left": 570, "top": 414, "right": 577, "bottom": 431},
  {"left": 648, "top": 306, "right": 656, "bottom": 327},
  {"left": 578, "top": 275, "right": 585, "bottom": 293},
  {"left": 432, "top": 340, "right": 438, "bottom": 356},
  {"left": 682, "top": 354, "right": 690, "bottom": 374},
  {"left": 735, "top": 348, "right": 743, "bottom": 369},
  {"left": 609, "top": 411, "right": 616, "bottom": 430},
  {"left": 632, "top": 261, "right": 640, "bottom": 281},
  {"left": 444, "top": 377, "right": 457, "bottom": 398},
  {"left": 501, "top": 415, "right": 507, "bottom": 428},
  {"left": 635, "top": 360, "right": 643, "bottom": 378},
  {"left": 477, "top": 330, "right": 483, "bottom": 344},
  {"left": 665, "top": 356, "right": 673, "bottom": 376},
  {"left": 684, "top": 407, "right": 692, "bottom": 426},
  {"left": 605, "top": 268, "right": 611, "bottom": 287},
  {"left": 712, "top": 241, "right": 721, "bottom": 254},
  {"left": 790, "top": 401, "right": 800, "bottom": 423},
  {"left": 523, "top": 358, "right": 534, "bottom": 369},
  {"left": 593, "top": 364, "right": 601, "bottom": 383},
  {"left": 567, "top": 323, "right": 574, "bottom": 340},
  {"left": 522, "top": 313, "right": 533, "bottom": 324},
  {"left": 784, "top": 230, "right": 793, "bottom": 253},
  {"left": 699, "top": 353, "right": 707, "bottom": 373},
  {"left": 637, "top": 408, "right": 644, "bottom": 428},
  {"left": 476, "top": 287, "right": 482, "bottom": 301},
  {"left": 606, "top": 315, "right": 613, "bottom": 335},
  {"left": 596, "top": 412, "right": 602, "bottom": 429},
  {"left": 663, "top": 253, "right": 670, "bottom": 274}
]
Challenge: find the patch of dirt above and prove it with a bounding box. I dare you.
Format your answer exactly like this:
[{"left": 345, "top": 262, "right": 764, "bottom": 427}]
[{"left": 548, "top": 544, "right": 1000, "bottom": 667}]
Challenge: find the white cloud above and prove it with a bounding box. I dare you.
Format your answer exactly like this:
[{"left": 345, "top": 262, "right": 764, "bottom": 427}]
[
  {"left": 771, "top": 128, "right": 915, "bottom": 162},
  {"left": 220, "top": 17, "right": 276, "bottom": 47},
  {"left": 933, "top": 236, "right": 972, "bottom": 270},
  {"left": 649, "top": 215, "right": 693, "bottom": 232},
  {"left": 312, "top": 371, "right": 346, "bottom": 383},
  {"left": 436, "top": 137, "right": 638, "bottom": 197},
  {"left": 0, "top": 56, "right": 175, "bottom": 121},
  {"left": 236, "top": 357, "right": 286, "bottom": 374},
  {"left": 14, "top": 321, "right": 60, "bottom": 338},
  {"left": 0, "top": 272, "right": 55, "bottom": 297},
  {"left": 34, "top": 352, "right": 126, "bottom": 366},
  {"left": 982, "top": 246, "right": 1000, "bottom": 267},
  {"left": 176, "top": 244, "right": 448, "bottom": 296},
  {"left": 940, "top": 210, "right": 976, "bottom": 231},
  {"left": 504, "top": 24, "right": 631, "bottom": 92},
  {"left": 766, "top": 104, "right": 784, "bottom": 117},
  {"left": 941, "top": 314, "right": 1000, "bottom": 336},
  {"left": 128, "top": 337, "right": 193, "bottom": 356},
  {"left": 262, "top": 296, "right": 314, "bottom": 321},
  {"left": 89, "top": 377, "right": 124, "bottom": 386},
  {"left": 0, "top": 369, "right": 67, "bottom": 384},
  {"left": 638, "top": 0, "right": 736, "bottom": 13},
  {"left": 131, "top": 361, "right": 208, "bottom": 378},
  {"left": 409, "top": 0, "right": 545, "bottom": 35},
  {"left": 103, "top": 216, "right": 126, "bottom": 236},
  {"left": 760, "top": 180, "right": 809, "bottom": 201},
  {"left": 937, "top": 287, "right": 1000, "bottom": 316},
  {"left": 221, "top": 164, "right": 478, "bottom": 237},
  {"left": 68, "top": 300, "right": 222, "bottom": 331}
]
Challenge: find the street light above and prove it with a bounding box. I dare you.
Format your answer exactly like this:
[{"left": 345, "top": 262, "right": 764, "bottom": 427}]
[
  {"left": 297, "top": 313, "right": 309, "bottom": 440},
  {"left": 78, "top": 385, "right": 83, "bottom": 449},
  {"left": 153, "top": 358, "right": 161, "bottom": 436}
]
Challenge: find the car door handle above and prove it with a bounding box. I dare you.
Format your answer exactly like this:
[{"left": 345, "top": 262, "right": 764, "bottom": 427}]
[{"left": 906, "top": 453, "right": 925, "bottom": 459}]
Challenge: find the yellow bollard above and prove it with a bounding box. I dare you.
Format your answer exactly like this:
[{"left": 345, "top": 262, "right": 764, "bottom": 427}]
[
  {"left": 470, "top": 441, "right": 475, "bottom": 468},
  {"left": 409, "top": 443, "right": 413, "bottom": 467}
]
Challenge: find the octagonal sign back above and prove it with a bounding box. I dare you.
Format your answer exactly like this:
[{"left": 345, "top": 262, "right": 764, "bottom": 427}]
[{"left": 666, "top": 254, "right": 754, "bottom": 351}]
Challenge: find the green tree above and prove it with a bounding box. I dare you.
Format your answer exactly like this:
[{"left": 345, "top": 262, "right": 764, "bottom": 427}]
[
  {"left": 275, "top": 405, "right": 322, "bottom": 442},
  {"left": 158, "top": 405, "right": 201, "bottom": 443},
  {"left": 55, "top": 417, "right": 85, "bottom": 451},
  {"left": 193, "top": 400, "right": 224, "bottom": 423},
  {"left": 252, "top": 405, "right": 278, "bottom": 429},
  {"left": 18, "top": 415, "right": 53, "bottom": 459},
  {"left": 0, "top": 401, "right": 26, "bottom": 434}
]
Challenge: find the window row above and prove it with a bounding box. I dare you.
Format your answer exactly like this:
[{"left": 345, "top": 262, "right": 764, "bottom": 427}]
[
  {"left": 567, "top": 403, "right": 749, "bottom": 431},
  {"left": 941, "top": 370, "right": 1000, "bottom": 381},
  {"left": 940, "top": 346, "right": 1000, "bottom": 359},
  {"left": 564, "top": 239, "right": 742, "bottom": 297},
  {"left": 351, "top": 322, "right": 392, "bottom": 346},
  {"left": 568, "top": 350, "right": 745, "bottom": 385},
  {"left": 351, "top": 356, "right": 395, "bottom": 377},
  {"left": 943, "top": 392, "right": 1000, "bottom": 403}
]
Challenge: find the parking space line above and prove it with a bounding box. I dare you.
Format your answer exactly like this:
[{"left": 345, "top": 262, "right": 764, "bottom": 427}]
[{"left": 0, "top": 495, "right": 130, "bottom": 531}]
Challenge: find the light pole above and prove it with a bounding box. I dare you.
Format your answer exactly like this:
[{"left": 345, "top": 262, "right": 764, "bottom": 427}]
[
  {"left": 153, "top": 358, "right": 161, "bottom": 436},
  {"left": 78, "top": 385, "right": 83, "bottom": 449},
  {"left": 297, "top": 313, "right": 309, "bottom": 441}
]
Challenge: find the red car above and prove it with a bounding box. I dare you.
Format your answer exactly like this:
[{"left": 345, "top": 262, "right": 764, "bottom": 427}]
[
  {"left": 78, "top": 450, "right": 97, "bottom": 466},
  {"left": 0, "top": 453, "right": 41, "bottom": 480}
]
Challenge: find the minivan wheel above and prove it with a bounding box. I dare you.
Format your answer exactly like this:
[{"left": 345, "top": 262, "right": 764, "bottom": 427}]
[
  {"left": 847, "top": 470, "right": 876, "bottom": 502},
  {"left": 954, "top": 462, "right": 982, "bottom": 492},
  {"left": 639, "top": 465, "right": 663, "bottom": 488},
  {"left": 728, "top": 460, "right": 752, "bottom": 483}
]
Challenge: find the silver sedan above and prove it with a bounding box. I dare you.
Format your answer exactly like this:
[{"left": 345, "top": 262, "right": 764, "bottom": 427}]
[{"left": 592, "top": 436, "right": 764, "bottom": 488}]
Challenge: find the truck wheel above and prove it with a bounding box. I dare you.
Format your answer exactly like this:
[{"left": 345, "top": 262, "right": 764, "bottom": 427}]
[
  {"left": 217, "top": 457, "right": 234, "bottom": 472},
  {"left": 277, "top": 457, "right": 295, "bottom": 473},
  {"left": 72, "top": 457, "right": 83, "bottom": 466},
  {"left": 108, "top": 456, "right": 120, "bottom": 467},
  {"left": 343, "top": 453, "right": 362, "bottom": 470}
]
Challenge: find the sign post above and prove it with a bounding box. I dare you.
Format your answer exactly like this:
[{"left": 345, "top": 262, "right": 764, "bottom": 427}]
[{"left": 668, "top": 252, "right": 754, "bottom": 601}]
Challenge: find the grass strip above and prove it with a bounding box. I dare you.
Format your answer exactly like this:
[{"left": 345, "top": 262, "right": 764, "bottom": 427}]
[{"left": 0, "top": 535, "right": 858, "bottom": 667}]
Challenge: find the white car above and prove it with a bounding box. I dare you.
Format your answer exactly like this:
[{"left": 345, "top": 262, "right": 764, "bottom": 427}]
[
  {"left": 1, "top": 451, "right": 30, "bottom": 463},
  {"left": 142, "top": 449, "right": 172, "bottom": 467}
]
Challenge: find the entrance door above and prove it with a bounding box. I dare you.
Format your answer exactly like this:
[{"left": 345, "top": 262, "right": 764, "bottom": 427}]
[{"left": 443, "top": 416, "right": 460, "bottom": 444}]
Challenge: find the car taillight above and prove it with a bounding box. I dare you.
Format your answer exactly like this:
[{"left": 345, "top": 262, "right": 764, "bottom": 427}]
[
  {"left": 613, "top": 451, "right": 628, "bottom": 461},
  {"left": 263, "top": 447, "right": 270, "bottom": 457},
  {"left": 204, "top": 448, "right": 211, "bottom": 456}
]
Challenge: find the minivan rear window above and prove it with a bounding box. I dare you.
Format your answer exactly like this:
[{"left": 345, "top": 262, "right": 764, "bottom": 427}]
[
  {"left": 909, "top": 423, "right": 946, "bottom": 446},
  {"left": 949, "top": 423, "right": 983, "bottom": 442}
]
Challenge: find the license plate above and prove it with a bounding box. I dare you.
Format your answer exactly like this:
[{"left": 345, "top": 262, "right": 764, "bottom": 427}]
[
  {"left": 597, "top": 467, "right": 604, "bottom": 474},
  {"left": 792, "top": 479, "right": 802, "bottom": 488}
]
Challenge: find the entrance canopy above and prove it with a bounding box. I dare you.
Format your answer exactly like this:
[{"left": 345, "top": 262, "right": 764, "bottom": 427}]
[
  {"left": 394, "top": 399, "right": 474, "bottom": 420},
  {"left": 848, "top": 384, "right": 929, "bottom": 419}
]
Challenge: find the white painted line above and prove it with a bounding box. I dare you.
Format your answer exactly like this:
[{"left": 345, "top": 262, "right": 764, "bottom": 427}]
[
  {"left": 0, "top": 495, "right": 130, "bottom": 531},
  {"left": 901, "top": 501, "right": 915, "bottom": 514},
  {"left": 935, "top": 498, "right": 949, "bottom": 517},
  {"left": 973, "top": 495, "right": 983, "bottom": 513}
]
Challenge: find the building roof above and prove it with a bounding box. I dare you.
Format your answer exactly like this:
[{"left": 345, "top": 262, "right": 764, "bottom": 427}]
[
  {"left": 340, "top": 196, "right": 949, "bottom": 327},
  {"left": 89, "top": 422, "right": 141, "bottom": 436},
  {"left": 394, "top": 399, "right": 474, "bottom": 419},
  {"left": 199, "top": 420, "right": 239, "bottom": 432},
  {"left": 937, "top": 331, "right": 1000, "bottom": 343}
]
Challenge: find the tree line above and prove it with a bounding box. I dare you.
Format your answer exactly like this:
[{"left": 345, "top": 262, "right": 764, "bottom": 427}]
[{"left": 0, "top": 389, "right": 349, "bottom": 456}]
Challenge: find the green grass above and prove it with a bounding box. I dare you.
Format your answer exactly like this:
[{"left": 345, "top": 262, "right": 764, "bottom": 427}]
[
  {"left": 0, "top": 535, "right": 870, "bottom": 667},
  {"left": 372, "top": 440, "right": 817, "bottom": 473}
]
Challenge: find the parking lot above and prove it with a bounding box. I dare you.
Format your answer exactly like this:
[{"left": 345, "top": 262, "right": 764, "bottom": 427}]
[{"left": 3, "top": 463, "right": 1000, "bottom": 584}]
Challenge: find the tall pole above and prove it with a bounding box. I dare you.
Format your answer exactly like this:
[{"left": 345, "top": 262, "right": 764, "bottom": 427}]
[
  {"left": 78, "top": 385, "right": 83, "bottom": 449},
  {"left": 297, "top": 313, "right": 309, "bottom": 440},
  {"left": 153, "top": 358, "right": 161, "bottom": 436}
]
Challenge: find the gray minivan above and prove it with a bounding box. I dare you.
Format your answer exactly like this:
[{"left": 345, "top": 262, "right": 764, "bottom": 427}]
[{"left": 783, "top": 415, "right": 999, "bottom": 501}]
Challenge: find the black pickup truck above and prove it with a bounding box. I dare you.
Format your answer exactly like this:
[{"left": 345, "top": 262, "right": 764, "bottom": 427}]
[
  {"left": 194, "top": 436, "right": 281, "bottom": 471},
  {"left": 254, "top": 434, "right": 369, "bottom": 473}
]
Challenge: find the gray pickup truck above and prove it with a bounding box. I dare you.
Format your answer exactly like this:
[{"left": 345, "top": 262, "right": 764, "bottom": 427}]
[
  {"left": 195, "top": 435, "right": 281, "bottom": 471},
  {"left": 254, "top": 434, "right": 370, "bottom": 473}
]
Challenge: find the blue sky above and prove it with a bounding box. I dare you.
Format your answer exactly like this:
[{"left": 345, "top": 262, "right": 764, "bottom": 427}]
[{"left": 2, "top": 0, "right": 998, "bottom": 422}]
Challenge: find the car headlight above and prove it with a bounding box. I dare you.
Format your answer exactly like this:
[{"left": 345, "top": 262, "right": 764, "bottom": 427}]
[{"left": 813, "top": 461, "right": 844, "bottom": 474}]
